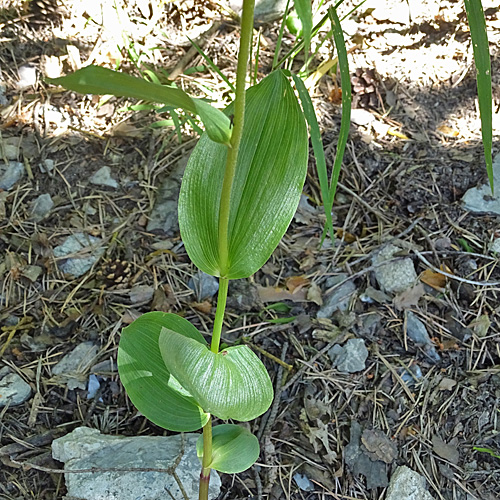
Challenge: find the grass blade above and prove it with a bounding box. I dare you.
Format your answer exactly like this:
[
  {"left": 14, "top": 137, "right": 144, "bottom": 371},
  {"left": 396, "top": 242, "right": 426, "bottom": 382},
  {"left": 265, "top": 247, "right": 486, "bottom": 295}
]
[
  {"left": 325, "top": 7, "right": 351, "bottom": 230},
  {"left": 464, "top": 0, "right": 493, "bottom": 192},
  {"left": 187, "top": 36, "right": 236, "bottom": 93},
  {"left": 273, "top": 0, "right": 292, "bottom": 69},
  {"left": 292, "top": 74, "right": 334, "bottom": 242}
]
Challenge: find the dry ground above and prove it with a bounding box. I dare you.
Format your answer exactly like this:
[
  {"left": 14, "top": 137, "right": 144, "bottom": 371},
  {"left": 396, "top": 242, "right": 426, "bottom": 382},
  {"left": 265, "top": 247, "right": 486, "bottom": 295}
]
[{"left": 0, "top": 0, "right": 500, "bottom": 499}]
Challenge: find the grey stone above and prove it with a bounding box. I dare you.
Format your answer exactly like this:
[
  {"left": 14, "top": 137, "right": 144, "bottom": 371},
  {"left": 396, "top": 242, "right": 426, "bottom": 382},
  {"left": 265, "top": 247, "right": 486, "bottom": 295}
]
[
  {"left": 53, "top": 233, "right": 105, "bottom": 277},
  {"left": 188, "top": 271, "right": 219, "bottom": 301},
  {"left": 490, "top": 238, "right": 500, "bottom": 254},
  {"left": 372, "top": 244, "right": 417, "bottom": 294},
  {"left": 406, "top": 312, "right": 441, "bottom": 363},
  {"left": 0, "top": 161, "right": 25, "bottom": 190},
  {"left": 230, "top": 0, "right": 289, "bottom": 22},
  {"left": 52, "top": 427, "right": 221, "bottom": 500},
  {"left": 462, "top": 154, "right": 500, "bottom": 214},
  {"left": 52, "top": 342, "right": 99, "bottom": 390},
  {"left": 90, "top": 166, "right": 119, "bottom": 189},
  {"left": 129, "top": 284, "right": 155, "bottom": 304},
  {"left": 317, "top": 274, "right": 356, "bottom": 318},
  {"left": 147, "top": 159, "right": 186, "bottom": 235},
  {"left": 399, "top": 364, "right": 423, "bottom": 387},
  {"left": 0, "top": 82, "right": 7, "bottom": 106},
  {"left": 386, "top": 466, "right": 435, "bottom": 500},
  {"left": 0, "top": 367, "right": 32, "bottom": 408},
  {"left": 30, "top": 193, "right": 54, "bottom": 221},
  {"left": 329, "top": 338, "right": 368, "bottom": 373}
]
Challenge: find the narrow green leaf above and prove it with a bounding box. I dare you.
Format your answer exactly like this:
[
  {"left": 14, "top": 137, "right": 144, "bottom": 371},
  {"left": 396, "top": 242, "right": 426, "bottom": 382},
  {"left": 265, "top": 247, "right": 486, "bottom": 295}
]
[
  {"left": 178, "top": 70, "right": 308, "bottom": 279},
  {"left": 464, "top": 0, "right": 493, "bottom": 192},
  {"left": 159, "top": 328, "right": 273, "bottom": 421},
  {"left": 324, "top": 7, "right": 351, "bottom": 237},
  {"left": 47, "top": 66, "right": 232, "bottom": 145},
  {"left": 292, "top": 74, "right": 334, "bottom": 241},
  {"left": 294, "top": 0, "right": 313, "bottom": 63},
  {"left": 196, "top": 424, "right": 260, "bottom": 473},
  {"left": 117, "top": 312, "right": 210, "bottom": 432}
]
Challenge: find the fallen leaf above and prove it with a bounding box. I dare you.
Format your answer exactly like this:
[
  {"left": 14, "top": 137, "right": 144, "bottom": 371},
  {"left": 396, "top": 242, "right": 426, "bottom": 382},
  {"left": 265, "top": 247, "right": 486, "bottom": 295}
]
[
  {"left": 432, "top": 435, "right": 459, "bottom": 464},
  {"left": 393, "top": 283, "right": 425, "bottom": 310},
  {"left": 469, "top": 314, "right": 491, "bottom": 338},
  {"left": 361, "top": 429, "right": 398, "bottom": 464},
  {"left": 192, "top": 301, "right": 212, "bottom": 314},
  {"left": 437, "top": 125, "right": 459, "bottom": 137},
  {"left": 286, "top": 275, "right": 309, "bottom": 293},
  {"left": 257, "top": 285, "right": 307, "bottom": 303},
  {"left": 438, "top": 377, "right": 457, "bottom": 391},
  {"left": 307, "top": 282, "right": 323, "bottom": 305},
  {"left": 387, "top": 127, "right": 409, "bottom": 140},
  {"left": 420, "top": 266, "right": 451, "bottom": 290},
  {"left": 336, "top": 228, "right": 356, "bottom": 243}
]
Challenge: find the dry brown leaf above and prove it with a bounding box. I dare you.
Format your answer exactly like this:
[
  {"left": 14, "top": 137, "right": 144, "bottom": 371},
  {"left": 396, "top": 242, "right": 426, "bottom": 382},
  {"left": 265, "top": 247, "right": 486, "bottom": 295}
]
[
  {"left": 192, "top": 301, "right": 212, "bottom": 314},
  {"left": 336, "top": 228, "right": 356, "bottom": 243},
  {"left": 257, "top": 285, "right": 307, "bottom": 303},
  {"left": 286, "top": 275, "right": 309, "bottom": 293},
  {"left": 393, "top": 283, "right": 425, "bottom": 310},
  {"left": 437, "top": 125, "right": 459, "bottom": 137},
  {"left": 420, "top": 266, "right": 451, "bottom": 290}
]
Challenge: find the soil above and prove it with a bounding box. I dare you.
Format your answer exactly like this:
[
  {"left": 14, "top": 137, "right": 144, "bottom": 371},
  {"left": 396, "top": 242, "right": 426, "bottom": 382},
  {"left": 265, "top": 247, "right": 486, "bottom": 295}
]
[{"left": 1, "top": 1, "right": 500, "bottom": 499}]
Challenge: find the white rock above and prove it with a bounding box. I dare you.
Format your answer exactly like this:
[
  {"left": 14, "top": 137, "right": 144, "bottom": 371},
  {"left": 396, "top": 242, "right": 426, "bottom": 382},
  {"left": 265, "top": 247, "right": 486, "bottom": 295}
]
[
  {"left": 90, "top": 166, "right": 119, "bottom": 189},
  {"left": 53, "top": 233, "right": 105, "bottom": 277},
  {"left": 386, "top": 466, "right": 435, "bottom": 500},
  {"left": 52, "top": 427, "right": 221, "bottom": 500},
  {"left": 17, "top": 64, "right": 37, "bottom": 89},
  {"left": 52, "top": 342, "right": 99, "bottom": 390},
  {"left": 0, "top": 367, "right": 32, "bottom": 408},
  {"left": 372, "top": 244, "right": 417, "bottom": 294}
]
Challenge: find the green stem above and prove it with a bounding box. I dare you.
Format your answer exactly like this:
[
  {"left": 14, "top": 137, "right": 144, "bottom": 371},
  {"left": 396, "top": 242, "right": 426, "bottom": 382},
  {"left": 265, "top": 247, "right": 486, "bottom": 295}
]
[
  {"left": 211, "top": 277, "right": 229, "bottom": 353},
  {"left": 217, "top": 0, "right": 255, "bottom": 276},
  {"left": 198, "top": 416, "right": 213, "bottom": 500}
]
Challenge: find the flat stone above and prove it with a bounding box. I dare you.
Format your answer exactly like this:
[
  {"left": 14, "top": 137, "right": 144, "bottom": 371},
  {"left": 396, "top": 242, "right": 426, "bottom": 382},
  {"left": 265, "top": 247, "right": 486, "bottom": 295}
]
[
  {"left": 52, "top": 342, "right": 99, "bottom": 390},
  {"left": 329, "top": 338, "right": 368, "bottom": 373},
  {"left": 188, "top": 271, "right": 219, "bottom": 300},
  {"left": 0, "top": 161, "right": 25, "bottom": 190},
  {"left": 372, "top": 244, "right": 417, "bottom": 294},
  {"left": 90, "top": 166, "right": 119, "bottom": 189},
  {"left": 406, "top": 312, "right": 441, "bottom": 363},
  {"left": 317, "top": 274, "right": 356, "bottom": 318},
  {"left": 0, "top": 367, "right": 32, "bottom": 408},
  {"left": 230, "top": 0, "right": 289, "bottom": 22},
  {"left": 147, "top": 159, "right": 186, "bottom": 235},
  {"left": 52, "top": 427, "right": 221, "bottom": 500},
  {"left": 462, "top": 154, "right": 500, "bottom": 214},
  {"left": 386, "top": 466, "right": 435, "bottom": 500},
  {"left": 30, "top": 193, "right": 54, "bottom": 221},
  {"left": 53, "top": 233, "right": 105, "bottom": 277}
]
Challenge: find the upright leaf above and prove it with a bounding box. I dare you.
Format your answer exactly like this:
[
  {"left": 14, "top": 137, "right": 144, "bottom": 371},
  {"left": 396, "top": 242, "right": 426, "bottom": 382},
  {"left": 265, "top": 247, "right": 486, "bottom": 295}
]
[
  {"left": 117, "top": 312, "right": 210, "bottom": 432},
  {"left": 159, "top": 328, "right": 274, "bottom": 421},
  {"left": 47, "top": 66, "right": 232, "bottom": 145},
  {"left": 178, "top": 70, "right": 308, "bottom": 279},
  {"left": 464, "top": 0, "right": 493, "bottom": 191},
  {"left": 294, "top": 0, "right": 313, "bottom": 64}
]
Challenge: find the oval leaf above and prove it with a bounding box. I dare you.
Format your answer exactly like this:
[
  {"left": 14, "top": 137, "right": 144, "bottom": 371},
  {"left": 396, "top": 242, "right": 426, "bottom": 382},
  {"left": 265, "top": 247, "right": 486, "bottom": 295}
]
[
  {"left": 159, "top": 328, "right": 273, "bottom": 421},
  {"left": 178, "top": 70, "right": 308, "bottom": 279},
  {"left": 196, "top": 424, "right": 260, "bottom": 473},
  {"left": 117, "top": 312, "right": 210, "bottom": 432},
  {"left": 47, "top": 66, "right": 231, "bottom": 145}
]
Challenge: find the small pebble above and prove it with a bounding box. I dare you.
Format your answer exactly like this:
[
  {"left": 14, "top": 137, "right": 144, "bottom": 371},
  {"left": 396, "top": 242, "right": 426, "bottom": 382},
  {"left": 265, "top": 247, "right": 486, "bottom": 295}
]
[{"left": 0, "top": 367, "right": 32, "bottom": 408}]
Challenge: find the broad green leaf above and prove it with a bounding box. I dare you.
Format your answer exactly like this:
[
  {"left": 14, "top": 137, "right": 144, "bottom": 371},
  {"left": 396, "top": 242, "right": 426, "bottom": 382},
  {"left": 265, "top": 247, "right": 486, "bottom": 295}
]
[
  {"left": 159, "top": 328, "right": 273, "bottom": 421},
  {"left": 196, "top": 424, "right": 260, "bottom": 473},
  {"left": 117, "top": 312, "right": 210, "bottom": 432},
  {"left": 464, "top": 0, "right": 493, "bottom": 192},
  {"left": 178, "top": 70, "right": 308, "bottom": 279},
  {"left": 294, "top": 0, "right": 313, "bottom": 63},
  {"left": 47, "top": 66, "right": 232, "bottom": 145}
]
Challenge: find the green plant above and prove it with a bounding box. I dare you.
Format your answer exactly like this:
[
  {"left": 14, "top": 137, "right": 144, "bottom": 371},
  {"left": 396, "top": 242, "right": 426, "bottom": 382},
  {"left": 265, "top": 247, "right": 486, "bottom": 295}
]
[{"left": 47, "top": 1, "right": 494, "bottom": 498}]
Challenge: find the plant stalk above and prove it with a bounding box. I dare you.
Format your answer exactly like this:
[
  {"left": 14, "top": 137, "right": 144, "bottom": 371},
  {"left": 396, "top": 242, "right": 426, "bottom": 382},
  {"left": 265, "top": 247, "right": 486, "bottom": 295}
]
[
  {"left": 200, "top": 3, "right": 255, "bottom": 498},
  {"left": 199, "top": 416, "right": 213, "bottom": 500},
  {"left": 217, "top": 0, "right": 255, "bottom": 276},
  {"left": 211, "top": 277, "right": 229, "bottom": 353}
]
